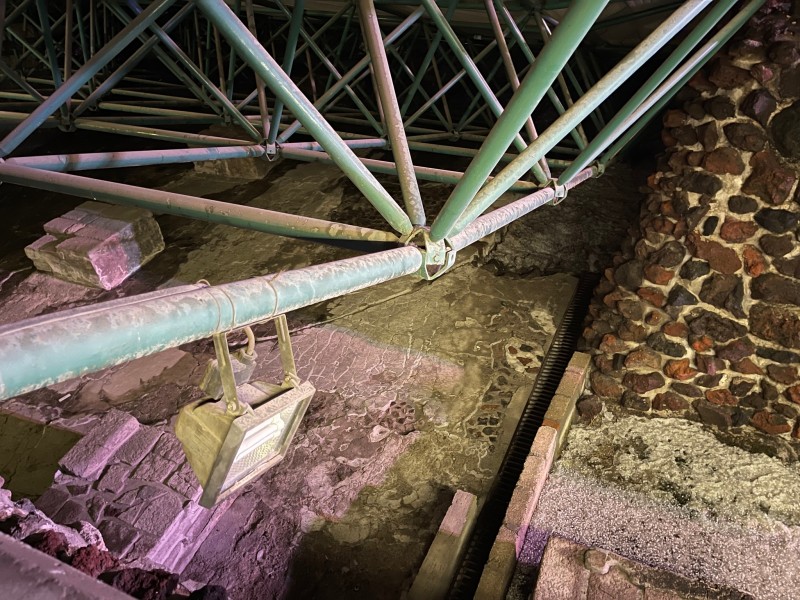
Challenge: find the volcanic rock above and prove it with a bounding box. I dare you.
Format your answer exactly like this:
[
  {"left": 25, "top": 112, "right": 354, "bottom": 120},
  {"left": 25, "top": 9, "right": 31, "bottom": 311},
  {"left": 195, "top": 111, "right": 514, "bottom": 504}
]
[
  {"left": 743, "top": 150, "right": 798, "bottom": 205},
  {"left": 686, "top": 233, "right": 742, "bottom": 274},
  {"left": 741, "top": 89, "right": 777, "bottom": 126},
  {"left": 758, "top": 232, "right": 793, "bottom": 257},
  {"left": 623, "top": 372, "right": 666, "bottom": 394},
  {"left": 723, "top": 122, "right": 767, "bottom": 152},
  {"left": 752, "top": 273, "right": 800, "bottom": 306},
  {"left": 754, "top": 208, "right": 798, "bottom": 233},
  {"left": 728, "top": 195, "right": 759, "bottom": 214}
]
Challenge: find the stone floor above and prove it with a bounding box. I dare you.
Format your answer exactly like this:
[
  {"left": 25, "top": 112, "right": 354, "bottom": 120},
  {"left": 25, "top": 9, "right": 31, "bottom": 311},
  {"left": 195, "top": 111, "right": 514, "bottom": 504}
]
[{"left": 0, "top": 138, "right": 645, "bottom": 599}]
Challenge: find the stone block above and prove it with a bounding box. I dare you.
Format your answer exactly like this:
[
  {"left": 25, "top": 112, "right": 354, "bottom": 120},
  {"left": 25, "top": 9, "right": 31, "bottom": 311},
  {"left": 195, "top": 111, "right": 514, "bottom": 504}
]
[
  {"left": 165, "top": 462, "right": 201, "bottom": 502},
  {"left": 132, "top": 453, "right": 178, "bottom": 485},
  {"left": 115, "top": 483, "right": 164, "bottom": 508},
  {"left": 503, "top": 453, "right": 550, "bottom": 554},
  {"left": 53, "top": 499, "right": 91, "bottom": 525},
  {"left": 473, "top": 539, "right": 517, "bottom": 600},
  {"left": 59, "top": 410, "right": 140, "bottom": 481},
  {"left": 98, "top": 518, "right": 140, "bottom": 557},
  {"left": 25, "top": 201, "right": 164, "bottom": 290},
  {"left": 42, "top": 216, "right": 85, "bottom": 236},
  {"left": 33, "top": 486, "right": 70, "bottom": 518},
  {"left": 529, "top": 425, "right": 557, "bottom": 463},
  {"left": 97, "top": 464, "right": 132, "bottom": 495},
  {"left": 147, "top": 496, "right": 234, "bottom": 572},
  {"left": 134, "top": 491, "right": 185, "bottom": 538},
  {"left": 587, "top": 565, "right": 643, "bottom": 600},
  {"left": 408, "top": 490, "right": 477, "bottom": 600},
  {"left": 543, "top": 394, "right": 577, "bottom": 458},
  {"left": 565, "top": 351, "right": 592, "bottom": 380},
  {"left": 113, "top": 427, "right": 163, "bottom": 466},
  {"left": 532, "top": 537, "right": 590, "bottom": 600},
  {"left": 146, "top": 502, "right": 207, "bottom": 570},
  {"left": 152, "top": 433, "right": 186, "bottom": 463}
]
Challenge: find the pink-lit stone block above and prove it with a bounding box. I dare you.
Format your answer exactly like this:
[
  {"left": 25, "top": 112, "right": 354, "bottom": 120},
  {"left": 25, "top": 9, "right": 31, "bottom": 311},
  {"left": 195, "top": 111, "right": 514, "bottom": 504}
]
[{"left": 25, "top": 201, "right": 164, "bottom": 290}]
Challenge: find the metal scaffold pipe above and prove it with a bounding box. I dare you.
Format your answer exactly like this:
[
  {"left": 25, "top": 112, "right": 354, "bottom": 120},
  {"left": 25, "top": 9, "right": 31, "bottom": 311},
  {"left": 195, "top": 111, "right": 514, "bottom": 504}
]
[
  {"left": 0, "top": 162, "right": 398, "bottom": 243},
  {"left": 5, "top": 145, "right": 269, "bottom": 171},
  {"left": 195, "top": 0, "right": 414, "bottom": 236},
  {"left": 449, "top": 0, "right": 716, "bottom": 236},
  {"left": 557, "top": 0, "right": 746, "bottom": 185},
  {"left": 0, "top": 0, "right": 179, "bottom": 157},
  {"left": 428, "top": 0, "right": 609, "bottom": 242},
  {"left": 0, "top": 247, "right": 423, "bottom": 400}
]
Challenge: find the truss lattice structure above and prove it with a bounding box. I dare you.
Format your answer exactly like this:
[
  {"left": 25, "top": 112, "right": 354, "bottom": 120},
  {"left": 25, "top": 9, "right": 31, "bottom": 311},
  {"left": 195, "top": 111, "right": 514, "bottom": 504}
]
[{"left": 0, "top": 0, "right": 762, "bottom": 399}]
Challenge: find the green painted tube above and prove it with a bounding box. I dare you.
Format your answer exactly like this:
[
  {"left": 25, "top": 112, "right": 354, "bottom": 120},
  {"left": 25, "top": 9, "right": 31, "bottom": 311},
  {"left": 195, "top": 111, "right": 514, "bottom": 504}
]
[
  {"left": 97, "top": 101, "right": 215, "bottom": 119},
  {"left": 0, "top": 162, "right": 398, "bottom": 244},
  {"left": 600, "top": 0, "right": 765, "bottom": 166},
  {"left": 428, "top": 0, "right": 608, "bottom": 242},
  {"left": 73, "top": 3, "right": 197, "bottom": 118},
  {"left": 0, "top": 247, "right": 423, "bottom": 401},
  {"left": 558, "top": 0, "right": 740, "bottom": 185},
  {"left": 494, "top": 3, "right": 585, "bottom": 150},
  {"left": 6, "top": 145, "right": 268, "bottom": 171},
  {"left": 0, "top": 0, "right": 178, "bottom": 157},
  {"left": 271, "top": 1, "right": 386, "bottom": 138},
  {"left": 196, "top": 0, "right": 413, "bottom": 236},
  {"left": 117, "top": 1, "right": 260, "bottom": 139},
  {"left": 359, "top": 0, "right": 425, "bottom": 226},
  {"left": 419, "top": 0, "right": 547, "bottom": 184},
  {"left": 449, "top": 0, "right": 713, "bottom": 237},
  {"left": 268, "top": 0, "right": 305, "bottom": 145},
  {"left": 276, "top": 7, "right": 423, "bottom": 143},
  {"left": 399, "top": 0, "right": 457, "bottom": 117}
]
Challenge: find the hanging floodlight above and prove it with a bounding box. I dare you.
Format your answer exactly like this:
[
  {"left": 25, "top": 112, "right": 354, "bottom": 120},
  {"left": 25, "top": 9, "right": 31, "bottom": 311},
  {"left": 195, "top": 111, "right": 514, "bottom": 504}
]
[{"left": 176, "top": 315, "right": 314, "bottom": 508}]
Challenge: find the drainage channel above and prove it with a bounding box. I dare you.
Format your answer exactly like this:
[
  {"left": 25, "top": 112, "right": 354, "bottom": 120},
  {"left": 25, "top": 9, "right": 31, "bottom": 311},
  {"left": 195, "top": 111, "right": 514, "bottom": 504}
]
[{"left": 448, "top": 272, "right": 598, "bottom": 599}]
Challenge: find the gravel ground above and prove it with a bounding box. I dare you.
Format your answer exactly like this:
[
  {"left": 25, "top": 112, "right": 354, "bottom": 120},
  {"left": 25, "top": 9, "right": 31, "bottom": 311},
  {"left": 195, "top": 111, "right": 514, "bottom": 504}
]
[{"left": 520, "top": 412, "right": 800, "bottom": 600}]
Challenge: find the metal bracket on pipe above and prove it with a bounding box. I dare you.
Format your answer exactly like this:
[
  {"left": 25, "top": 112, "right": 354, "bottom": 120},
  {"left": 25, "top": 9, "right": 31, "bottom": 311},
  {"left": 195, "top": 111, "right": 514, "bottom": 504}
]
[
  {"left": 591, "top": 161, "right": 605, "bottom": 177},
  {"left": 199, "top": 327, "right": 258, "bottom": 415},
  {"left": 265, "top": 143, "right": 278, "bottom": 159},
  {"left": 177, "top": 313, "right": 314, "bottom": 507},
  {"left": 57, "top": 116, "right": 76, "bottom": 133},
  {"left": 405, "top": 226, "right": 456, "bottom": 280},
  {"left": 547, "top": 178, "right": 568, "bottom": 205}
]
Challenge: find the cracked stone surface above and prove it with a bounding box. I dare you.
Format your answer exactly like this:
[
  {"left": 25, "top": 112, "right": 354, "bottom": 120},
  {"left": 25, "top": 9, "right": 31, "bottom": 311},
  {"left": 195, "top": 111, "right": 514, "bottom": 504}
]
[{"left": 183, "top": 255, "right": 575, "bottom": 599}]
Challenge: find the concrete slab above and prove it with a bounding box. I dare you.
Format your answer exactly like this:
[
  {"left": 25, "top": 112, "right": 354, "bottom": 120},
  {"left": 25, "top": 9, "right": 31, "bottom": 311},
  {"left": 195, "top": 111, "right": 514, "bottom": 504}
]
[{"left": 518, "top": 413, "right": 800, "bottom": 600}]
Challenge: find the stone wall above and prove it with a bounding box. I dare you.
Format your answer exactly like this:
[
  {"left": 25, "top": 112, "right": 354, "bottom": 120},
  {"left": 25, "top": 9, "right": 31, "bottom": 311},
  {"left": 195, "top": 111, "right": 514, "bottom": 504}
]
[
  {"left": 579, "top": 3, "right": 800, "bottom": 458},
  {"left": 34, "top": 409, "right": 231, "bottom": 573}
]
